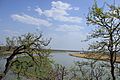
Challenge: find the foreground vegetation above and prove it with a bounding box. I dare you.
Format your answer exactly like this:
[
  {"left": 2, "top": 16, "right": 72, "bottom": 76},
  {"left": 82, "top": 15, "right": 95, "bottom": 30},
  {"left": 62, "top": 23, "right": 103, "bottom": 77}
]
[
  {"left": 11, "top": 55, "right": 53, "bottom": 79},
  {"left": 0, "top": 32, "right": 52, "bottom": 80}
]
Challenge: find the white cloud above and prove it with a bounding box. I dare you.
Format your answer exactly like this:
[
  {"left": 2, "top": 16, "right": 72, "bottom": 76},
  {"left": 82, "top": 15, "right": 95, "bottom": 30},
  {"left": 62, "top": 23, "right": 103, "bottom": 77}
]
[
  {"left": 35, "top": 1, "right": 82, "bottom": 23},
  {"left": 35, "top": 8, "right": 43, "bottom": 15},
  {"left": 56, "top": 24, "right": 83, "bottom": 32},
  {"left": 11, "top": 14, "right": 52, "bottom": 27},
  {"left": 51, "top": 1, "right": 72, "bottom": 10},
  {"left": 54, "top": 16, "right": 81, "bottom": 23}
]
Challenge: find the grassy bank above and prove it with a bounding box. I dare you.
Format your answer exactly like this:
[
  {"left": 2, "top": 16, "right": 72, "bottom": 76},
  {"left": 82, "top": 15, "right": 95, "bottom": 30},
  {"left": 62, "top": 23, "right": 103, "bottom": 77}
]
[
  {"left": 70, "top": 53, "right": 120, "bottom": 63},
  {"left": 0, "top": 51, "right": 13, "bottom": 56}
]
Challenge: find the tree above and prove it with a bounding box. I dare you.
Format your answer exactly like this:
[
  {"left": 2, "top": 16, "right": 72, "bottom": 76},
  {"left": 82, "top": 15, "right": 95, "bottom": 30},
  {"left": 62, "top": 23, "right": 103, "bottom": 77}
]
[
  {"left": 6, "top": 37, "right": 16, "bottom": 51},
  {"left": 0, "top": 32, "right": 52, "bottom": 80},
  {"left": 87, "top": 1, "right": 120, "bottom": 80},
  {"left": 53, "top": 64, "right": 67, "bottom": 80}
]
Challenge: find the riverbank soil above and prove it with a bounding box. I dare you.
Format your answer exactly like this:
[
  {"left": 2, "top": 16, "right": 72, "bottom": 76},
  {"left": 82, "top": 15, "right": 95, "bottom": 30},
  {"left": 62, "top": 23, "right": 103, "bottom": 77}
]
[{"left": 70, "top": 53, "right": 120, "bottom": 63}]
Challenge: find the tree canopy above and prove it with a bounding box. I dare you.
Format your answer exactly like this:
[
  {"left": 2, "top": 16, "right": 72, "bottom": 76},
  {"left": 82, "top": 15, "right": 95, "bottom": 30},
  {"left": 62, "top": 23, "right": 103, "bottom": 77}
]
[
  {"left": 87, "top": 1, "right": 120, "bottom": 80},
  {"left": 0, "top": 32, "right": 53, "bottom": 80}
]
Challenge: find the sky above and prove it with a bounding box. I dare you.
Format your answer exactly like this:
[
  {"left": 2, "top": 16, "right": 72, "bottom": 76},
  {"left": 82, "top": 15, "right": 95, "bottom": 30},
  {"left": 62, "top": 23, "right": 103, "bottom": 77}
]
[{"left": 0, "top": 0, "right": 119, "bottom": 50}]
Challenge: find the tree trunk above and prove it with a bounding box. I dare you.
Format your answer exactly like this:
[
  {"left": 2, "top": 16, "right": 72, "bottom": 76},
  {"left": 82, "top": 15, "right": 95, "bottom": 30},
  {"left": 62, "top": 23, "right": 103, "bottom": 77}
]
[
  {"left": 111, "top": 64, "right": 115, "bottom": 80},
  {"left": 0, "top": 76, "right": 3, "bottom": 80},
  {"left": 110, "top": 58, "right": 116, "bottom": 80}
]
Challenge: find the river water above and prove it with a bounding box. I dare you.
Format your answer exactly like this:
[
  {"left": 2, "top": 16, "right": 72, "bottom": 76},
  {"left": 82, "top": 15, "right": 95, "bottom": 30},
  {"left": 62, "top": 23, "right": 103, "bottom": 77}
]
[{"left": 52, "top": 52, "right": 88, "bottom": 66}]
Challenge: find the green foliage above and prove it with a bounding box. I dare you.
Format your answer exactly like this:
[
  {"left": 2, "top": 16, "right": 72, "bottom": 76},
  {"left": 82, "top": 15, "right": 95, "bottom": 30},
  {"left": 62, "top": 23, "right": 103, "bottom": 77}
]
[{"left": 11, "top": 55, "right": 53, "bottom": 79}]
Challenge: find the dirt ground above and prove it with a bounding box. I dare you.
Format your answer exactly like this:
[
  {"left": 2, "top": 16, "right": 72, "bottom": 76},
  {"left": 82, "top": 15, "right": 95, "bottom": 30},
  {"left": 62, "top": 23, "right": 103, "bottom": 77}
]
[{"left": 70, "top": 53, "right": 120, "bottom": 63}]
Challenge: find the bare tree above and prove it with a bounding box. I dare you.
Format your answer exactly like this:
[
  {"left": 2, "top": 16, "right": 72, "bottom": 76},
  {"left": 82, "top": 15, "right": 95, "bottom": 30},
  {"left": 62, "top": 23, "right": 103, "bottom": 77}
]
[
  {"left": 6, "top": 37, "right": 16, "bottom": 51},
  {"left": 53, "top": 64, "right": 68, "bottom": 80},
  {"left": 87, "top": 1, "right": 120, "bottom": 80},
  {"left": 72, "top": 60, "right": 109, "bottom": 80}
]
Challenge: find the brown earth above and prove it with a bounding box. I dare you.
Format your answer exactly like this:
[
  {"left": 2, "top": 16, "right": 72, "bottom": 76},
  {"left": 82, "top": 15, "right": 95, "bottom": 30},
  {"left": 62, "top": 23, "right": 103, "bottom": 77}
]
[{"left": 70, "top": 53, "right": 120, "bottom": 63}]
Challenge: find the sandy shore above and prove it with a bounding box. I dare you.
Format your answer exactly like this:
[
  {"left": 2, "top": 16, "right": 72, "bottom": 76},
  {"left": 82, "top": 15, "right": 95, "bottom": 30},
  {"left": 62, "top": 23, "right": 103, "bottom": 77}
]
[{"left": 70, "top": 53, "right": 120, "bottom": 63}]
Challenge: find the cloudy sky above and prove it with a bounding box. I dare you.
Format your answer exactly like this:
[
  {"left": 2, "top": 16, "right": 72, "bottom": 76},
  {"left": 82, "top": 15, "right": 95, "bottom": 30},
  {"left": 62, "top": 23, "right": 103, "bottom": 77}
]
[{"left": 0, "top": 0, "right": 119, "bottom": 50}]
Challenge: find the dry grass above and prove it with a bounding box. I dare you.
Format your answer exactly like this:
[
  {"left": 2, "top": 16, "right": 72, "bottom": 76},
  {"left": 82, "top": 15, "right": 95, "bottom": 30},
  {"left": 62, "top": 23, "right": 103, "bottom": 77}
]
[{"left": 70, "top": 53, "right": 120, "bottom": 63}]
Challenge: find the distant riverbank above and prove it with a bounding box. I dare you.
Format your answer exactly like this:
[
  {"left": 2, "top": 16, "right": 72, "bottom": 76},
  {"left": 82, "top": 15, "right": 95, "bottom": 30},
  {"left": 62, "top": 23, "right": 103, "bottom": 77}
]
[
  {"left": 70, "top": 53, "right": 120, "bottom": 63},
  {"left": 0, "top": 47, "right": 80, "bottom": 56}
]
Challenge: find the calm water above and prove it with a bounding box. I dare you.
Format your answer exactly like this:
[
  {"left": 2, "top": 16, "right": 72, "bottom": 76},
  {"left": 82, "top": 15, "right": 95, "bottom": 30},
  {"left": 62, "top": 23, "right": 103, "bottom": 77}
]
[{"left": 52, "top": 52, "right": 88, "bottom": 66}]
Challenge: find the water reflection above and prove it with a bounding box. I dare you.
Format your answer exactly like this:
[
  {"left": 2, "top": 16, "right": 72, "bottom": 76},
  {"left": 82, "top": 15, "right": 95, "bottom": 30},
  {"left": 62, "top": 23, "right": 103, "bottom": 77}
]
[{"left": 0, "top": 56, "right": 6, "bottom": 72}]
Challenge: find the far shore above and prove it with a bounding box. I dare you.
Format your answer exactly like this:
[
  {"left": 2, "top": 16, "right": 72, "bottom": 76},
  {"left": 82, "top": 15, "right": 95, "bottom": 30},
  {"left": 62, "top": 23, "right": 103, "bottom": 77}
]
[{"left": 70, "top": 53, "right": 120, "bottom": 63}]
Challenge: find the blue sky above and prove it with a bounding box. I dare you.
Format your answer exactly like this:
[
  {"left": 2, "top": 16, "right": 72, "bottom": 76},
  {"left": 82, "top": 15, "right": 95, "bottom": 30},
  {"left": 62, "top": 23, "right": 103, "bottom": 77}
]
[{"left": 0, "top": 0, "right": 119, "bottom": 50}]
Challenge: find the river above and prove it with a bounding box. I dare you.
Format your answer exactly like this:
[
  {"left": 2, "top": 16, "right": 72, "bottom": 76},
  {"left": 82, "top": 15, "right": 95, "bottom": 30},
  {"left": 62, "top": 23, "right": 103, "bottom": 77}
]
[{"left": 52, "top": 52, "right": 88, "bottom": 66}]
